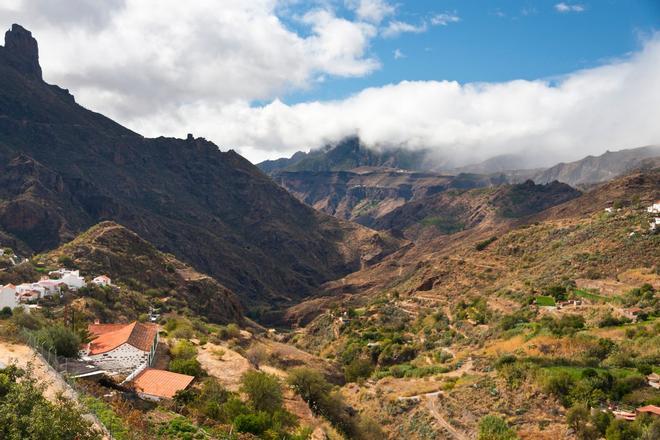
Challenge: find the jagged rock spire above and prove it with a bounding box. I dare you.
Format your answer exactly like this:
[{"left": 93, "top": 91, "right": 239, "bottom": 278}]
[{"left": 3, "top": 24, "right": 42, "bottom": 80}]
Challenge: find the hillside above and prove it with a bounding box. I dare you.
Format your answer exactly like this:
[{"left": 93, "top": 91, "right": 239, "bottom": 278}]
[
  {"left": 283, "top": 168, "right": 659, "bottom": 439},
  {"left": 40, "top": 222, "right": 243, "bottom": 323},
  {"left": 272, "top": 168, "right": 518, "bottom": 226},
  {"left": 372, "top": 180, "right": 581, "bottom": 240},
  {"left": 0, "top": 24, "right": 400, "bottom": 310},
  {"left": 532, "top": 145, "right": 660, "bottom": 187}
]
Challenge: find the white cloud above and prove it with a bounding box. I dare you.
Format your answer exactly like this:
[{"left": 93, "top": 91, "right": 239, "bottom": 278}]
[
  {"left": 430, "top": 13, "right": 460, "bottom": 26},
  {"left": 145, "top": 34, "right": 659, "bottom": 164},
  {"left": 393, "top": 48, "right": 405, "bottom": 59},
  {"left": 3, "top": 1, "right": 658, "bottom": 167},
  {"left": 381, "top": 20, "right": 427, "bottom": 38},
  {"left": 347, "top": 0, "right": 395, "bottom": 24},
  {"left": 555, "top": 2, "right": 586, "bottom": 13},
  {"left": 1, "top": 0, "right": 380, "bottom": 120}
]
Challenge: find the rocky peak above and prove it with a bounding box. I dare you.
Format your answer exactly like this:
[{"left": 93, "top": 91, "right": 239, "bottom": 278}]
[{"left": 3, "top": 24, "right": 42, "bottom": 80}]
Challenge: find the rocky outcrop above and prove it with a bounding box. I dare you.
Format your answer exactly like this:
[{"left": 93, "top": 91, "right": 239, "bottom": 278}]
[{"left": 2, "top": 24, "right": 42, "bottom": 80}]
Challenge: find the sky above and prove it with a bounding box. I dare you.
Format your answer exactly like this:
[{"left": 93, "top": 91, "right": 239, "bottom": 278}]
[{"left": 1, "top": 0, "right": 659, "bottom": 165}]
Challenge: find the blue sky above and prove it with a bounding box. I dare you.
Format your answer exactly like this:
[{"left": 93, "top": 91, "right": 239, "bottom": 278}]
[{"left": 285, "top": 0, "right": 660, "bottom": 103}]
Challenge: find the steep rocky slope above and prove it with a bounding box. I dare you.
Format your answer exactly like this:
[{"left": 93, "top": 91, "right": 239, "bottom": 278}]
[
  {"left": 0, "top": 24, "right": 400, "bottom": 310},
  {"left": 272, "top": 169, "right": 514, "bottom": 226},
  {"left": 372, "top": 180, "right": 581, "bottom": 240}
]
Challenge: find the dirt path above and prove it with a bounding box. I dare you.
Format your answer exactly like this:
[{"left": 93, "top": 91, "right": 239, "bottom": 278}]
[
  {"left": 426, "top": 392, "right": 469, "bottom": 440},
  {"left": 398, "top": 390, "right": 469, "bottom": 440}
]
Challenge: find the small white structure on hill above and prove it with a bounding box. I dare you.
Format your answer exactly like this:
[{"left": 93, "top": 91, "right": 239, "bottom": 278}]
[
  {"left": 647, "top": 202, "right": 660, "bottom": 214},
  {"left": 82, "top": 321, "right": 159, "bottom": 374},
  {"left": 92, "top": 275, "right": 112, "bottom": 287},
  {"left": 0, "top": 284, "right": 18, "bottom": 310}
]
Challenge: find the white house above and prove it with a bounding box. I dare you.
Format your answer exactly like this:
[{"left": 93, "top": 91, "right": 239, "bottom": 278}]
[
  {"left": 16, "top": 283, "right": 46, "bottom": 299},
  {"left": 82, "top": 322, "right": 159, "bottom": 374},
  {"left": 647, "top": 202, "right": 660, "bottom": 214},
  {"left": 92, "top": 275, "right": 112, "bottom": 287},
  {"left": 0, "top": 249, "right": 4, "bottom": 256},
  {"left": 37, "top": 277, "right": 65, "bottom": 296},
  {"left": 59, "top": 271, "right": 86, "bottom": 290},
  {"left": 0, "top": 284, "right": 18, "bottom": 310}
]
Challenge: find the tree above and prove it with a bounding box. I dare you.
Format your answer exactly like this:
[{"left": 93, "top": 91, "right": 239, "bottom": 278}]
[
  {"left": 566, "top": 404, "right": 599, "bottom": 440},
  {"left": 0, "top": 365, "right": 101, "bottom": 439},
  {"left": 34, "top": 324, "right": 81, "bottom": 358},
  {"left": 344, "top": 357, "right": 374, "bottom": 382},
  {"left": 605, "top": 419, "right": 641, "bottom": 440},
  {"left": 240, "top": 371, "right": 283, "bottom": 414},
  {"left": 478, "top": 415, "right": 518, "bottom": 440}
]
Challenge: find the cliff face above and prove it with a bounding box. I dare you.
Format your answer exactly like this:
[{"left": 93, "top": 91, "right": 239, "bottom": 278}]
[{"left": 0, "top": 24, "right": 400, "bottom": 310}]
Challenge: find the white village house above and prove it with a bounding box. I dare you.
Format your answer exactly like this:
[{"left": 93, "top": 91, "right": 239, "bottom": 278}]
[
  {"left": 0, "top": 284, "right": 18, "bottom": 310},
  {"left": 58, "top": 270, "right": 86, "bottom": 290},
  {"left": 647, "top": 201, "right": 660, "bottom": 214},
  {"left": 82, "top": 321, "right": 159, "bottom": 374},
  {"left": 92, "top": 275, "right": 112, "bottom": 287},
  {"left": 16, "top": 282, "right": 46, "bottom": 299}
]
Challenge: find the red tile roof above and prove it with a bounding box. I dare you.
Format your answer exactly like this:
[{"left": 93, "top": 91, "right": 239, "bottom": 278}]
[
  {"left": 637, "top": 405, "right": 660, "bottom": 416},
  {"left": 88, "top": 322, "right": 158, "bottom": 355},
  {"left": 132, "top": 368, "right": 194, "bottom": 399}
]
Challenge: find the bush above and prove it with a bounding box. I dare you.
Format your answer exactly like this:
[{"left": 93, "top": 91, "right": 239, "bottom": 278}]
[
  {"left": 0, "top": 307, "right": 12, "bottom": 319},
  {"left": 169, "top": 358, "right": 204, "bottom": 377},
  {"left": 170, "top": 340, "right": 197, "bottom": 360},
  {"left": 475, "top": 236, "right": 498, "bottom": 251},
  {"left": 478, "top": 415, "right": 518, "bottom": 440},
  {"left": 233, "top": 412, "right": 270, "bottom": 435},
  {"left": 240, "top": 371, "right": 283, "bottom": 414}
]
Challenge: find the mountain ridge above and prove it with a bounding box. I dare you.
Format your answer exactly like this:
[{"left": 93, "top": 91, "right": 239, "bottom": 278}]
[{"left": 0, "top": 24, "right": 401, "bottom": 313}]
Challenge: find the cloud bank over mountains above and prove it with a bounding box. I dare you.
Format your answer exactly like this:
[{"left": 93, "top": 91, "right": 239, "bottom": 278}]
[{"left": 1, "top": 0, "right": 659, "bottom": 164}]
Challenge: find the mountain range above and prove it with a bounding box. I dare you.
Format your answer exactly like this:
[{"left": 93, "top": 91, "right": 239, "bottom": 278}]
[{"left": 0, "top": 24, "right": 400, "bottom": 315}]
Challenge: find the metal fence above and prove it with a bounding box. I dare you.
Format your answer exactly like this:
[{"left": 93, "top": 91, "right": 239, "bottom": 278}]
[{"left": 20, "top": 328, "right": 60, "bottom": 370}]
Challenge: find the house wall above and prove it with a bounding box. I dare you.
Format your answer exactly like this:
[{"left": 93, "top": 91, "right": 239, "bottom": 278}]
[
  {"left": 88, "top": 343, "right": 149, "bottom": 374},
  {"left": 0, "top": 287, "right": 17, "bottom": 309}
]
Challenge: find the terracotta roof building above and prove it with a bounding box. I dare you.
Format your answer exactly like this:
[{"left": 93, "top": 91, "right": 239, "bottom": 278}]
[
  {"left": 131, "top": 368, "right": 194, "bottom": 401},
  {"left": 83, "top": 321, "right": 159, "bottom": 374},
  {"left": 637, "top": 405, "right": 660, "bottom": 416}
]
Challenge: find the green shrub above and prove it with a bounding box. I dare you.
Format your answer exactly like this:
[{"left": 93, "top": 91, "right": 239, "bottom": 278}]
[
  {"left": 169, "top": 358, "right": 204, "bottom": 377},
  {"left": 170, "top": 340, "right": 197, "bottom": 360},
  {"left": 476, "top": 236, "right": 498, "bottom": 251},
  {"left": 478, "top": 415, "right": 518, "bottom": 440}
]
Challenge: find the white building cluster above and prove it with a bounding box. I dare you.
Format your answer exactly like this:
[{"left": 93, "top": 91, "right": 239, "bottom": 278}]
[{"left": 0, "top": 268, "right": 112, "bottom": 311}]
